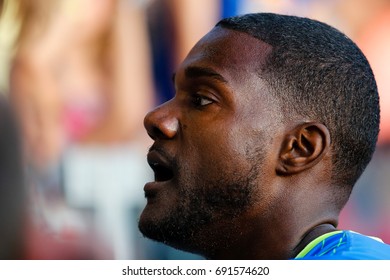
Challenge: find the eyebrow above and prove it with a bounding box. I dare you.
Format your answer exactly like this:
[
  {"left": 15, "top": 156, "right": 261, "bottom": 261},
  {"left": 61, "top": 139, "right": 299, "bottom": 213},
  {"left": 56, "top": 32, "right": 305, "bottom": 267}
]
[{"left": 172, "top": 66, "right": 228, "bottom": 84}]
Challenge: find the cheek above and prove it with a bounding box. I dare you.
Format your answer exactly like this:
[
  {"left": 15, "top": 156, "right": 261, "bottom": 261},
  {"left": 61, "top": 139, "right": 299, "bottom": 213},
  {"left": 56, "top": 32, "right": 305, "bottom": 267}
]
[
  {"left": 180, "top": 112, "right": 263, "bottom": 176},
  {"left": 185, "top": 129, "right": 253, "bottom": 180}
]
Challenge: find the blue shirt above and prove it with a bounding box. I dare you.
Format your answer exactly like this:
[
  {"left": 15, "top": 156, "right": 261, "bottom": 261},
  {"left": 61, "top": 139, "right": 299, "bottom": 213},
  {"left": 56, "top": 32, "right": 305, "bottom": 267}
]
[{"left": 295, "top": 230, "right": 390, "bottom": 259}]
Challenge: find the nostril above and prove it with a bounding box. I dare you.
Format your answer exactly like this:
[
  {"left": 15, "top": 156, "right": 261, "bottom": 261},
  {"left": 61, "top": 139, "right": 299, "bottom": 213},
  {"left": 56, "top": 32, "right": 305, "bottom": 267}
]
[
  {"left": 144, "top": 110, "right": 161, "bottom": 140},
  {"left": 151, "top": 127, "right": 164, "bottom": 140}
]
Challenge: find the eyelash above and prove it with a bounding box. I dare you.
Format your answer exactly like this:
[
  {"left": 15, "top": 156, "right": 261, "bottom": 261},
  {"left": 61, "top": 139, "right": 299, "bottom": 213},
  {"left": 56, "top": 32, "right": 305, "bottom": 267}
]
[{"left": 191, "top": 93, "right": 213, "bottom": 108}]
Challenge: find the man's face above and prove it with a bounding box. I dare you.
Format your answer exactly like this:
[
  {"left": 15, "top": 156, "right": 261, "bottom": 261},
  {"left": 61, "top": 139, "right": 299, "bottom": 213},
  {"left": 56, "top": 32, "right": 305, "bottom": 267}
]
[{"left": 139, "top": 27, "right": 282, "bottom": 255}]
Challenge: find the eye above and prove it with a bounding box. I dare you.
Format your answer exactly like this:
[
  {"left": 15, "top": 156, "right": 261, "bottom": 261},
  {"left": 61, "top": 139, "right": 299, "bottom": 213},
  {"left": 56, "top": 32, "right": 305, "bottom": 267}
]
[{"left": 192, "top": 93, "right": 214, "bottom": 108}]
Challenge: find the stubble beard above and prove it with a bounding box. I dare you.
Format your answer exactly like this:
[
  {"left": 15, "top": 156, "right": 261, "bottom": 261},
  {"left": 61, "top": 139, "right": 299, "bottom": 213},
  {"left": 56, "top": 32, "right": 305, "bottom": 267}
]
[{"left": 138, "top": 146, "right": 265, "bottom": 256}]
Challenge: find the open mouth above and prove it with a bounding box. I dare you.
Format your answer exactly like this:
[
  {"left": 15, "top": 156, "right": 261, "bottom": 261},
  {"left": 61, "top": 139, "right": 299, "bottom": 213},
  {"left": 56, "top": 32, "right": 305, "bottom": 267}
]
[
  {"left": 150, "top": 162, "right": 174, "bottom": 182},
  {"left": 147, "top": 146, "right": 175, "bottom": 182}
]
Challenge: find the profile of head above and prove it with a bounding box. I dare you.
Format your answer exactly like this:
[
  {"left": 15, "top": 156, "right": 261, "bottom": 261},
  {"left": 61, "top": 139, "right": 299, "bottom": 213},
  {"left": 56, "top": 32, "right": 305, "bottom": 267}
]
[{"left": 139, "top": 13, "right": 379, "bottom": 259}]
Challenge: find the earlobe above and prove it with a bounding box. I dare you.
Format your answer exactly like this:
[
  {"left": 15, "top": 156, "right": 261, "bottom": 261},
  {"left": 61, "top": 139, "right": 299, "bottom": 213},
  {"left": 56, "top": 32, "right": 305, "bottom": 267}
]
[{"left": 276, "top": 122, "right": 330, "bottom": 175}]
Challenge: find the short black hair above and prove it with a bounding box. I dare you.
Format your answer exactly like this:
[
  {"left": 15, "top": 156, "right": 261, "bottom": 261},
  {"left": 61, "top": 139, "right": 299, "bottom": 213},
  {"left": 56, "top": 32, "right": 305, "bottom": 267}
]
[{"left": 217, "top": 13, "right": 380, "bottom": 191}]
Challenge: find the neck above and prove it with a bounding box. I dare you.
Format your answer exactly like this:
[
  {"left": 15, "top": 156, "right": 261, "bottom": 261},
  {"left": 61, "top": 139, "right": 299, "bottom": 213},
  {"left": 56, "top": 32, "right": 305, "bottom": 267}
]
[
  {"left": 200, "top": 187, "right": 340, "bottom": 259},
  {"left": 203, "top": 222, "right": 338, "bottom": 260},
  {"left": 291, "top": 223, "right": 338, "bottom": 258}
]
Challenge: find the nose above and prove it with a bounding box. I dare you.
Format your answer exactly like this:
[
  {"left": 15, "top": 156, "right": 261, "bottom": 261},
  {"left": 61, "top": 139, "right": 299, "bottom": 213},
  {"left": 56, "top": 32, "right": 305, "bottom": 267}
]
[{"left": 144, "top": 101, "right": 179, "bottom": 140}]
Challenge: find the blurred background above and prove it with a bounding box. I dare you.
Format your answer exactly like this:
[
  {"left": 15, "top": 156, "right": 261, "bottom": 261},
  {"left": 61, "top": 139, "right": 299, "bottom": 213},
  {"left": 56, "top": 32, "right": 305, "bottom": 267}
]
[{"left": 0, "top": 0, "right": 389, "bottom": 259}]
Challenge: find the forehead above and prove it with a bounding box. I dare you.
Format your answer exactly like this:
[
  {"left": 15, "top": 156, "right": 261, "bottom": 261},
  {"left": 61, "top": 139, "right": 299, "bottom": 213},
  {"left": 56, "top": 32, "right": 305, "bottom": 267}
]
[{"left": 180, "top": 26, "right": 272, "bottom": 81}]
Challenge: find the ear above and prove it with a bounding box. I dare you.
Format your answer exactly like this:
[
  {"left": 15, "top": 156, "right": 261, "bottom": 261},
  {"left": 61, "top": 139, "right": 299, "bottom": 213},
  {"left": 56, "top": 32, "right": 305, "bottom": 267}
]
[{"left": 276, "top": 122, "right": 330, "bottom": 175}]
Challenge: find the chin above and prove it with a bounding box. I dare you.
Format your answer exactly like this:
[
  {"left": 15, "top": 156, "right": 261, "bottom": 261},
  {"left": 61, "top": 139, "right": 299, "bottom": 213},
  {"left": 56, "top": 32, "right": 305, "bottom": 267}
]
[
  {"left": 138, "top": 204, "right": 174, "bottom": 242},
  {"left": 138, "top": 211, "right": 163, "bottom": 243},
  {"left": 138, "top": 204, "right": 203, "bottom": 251},
  {"left": 138, "top": 205, "right": 161, "bottom": 235}
]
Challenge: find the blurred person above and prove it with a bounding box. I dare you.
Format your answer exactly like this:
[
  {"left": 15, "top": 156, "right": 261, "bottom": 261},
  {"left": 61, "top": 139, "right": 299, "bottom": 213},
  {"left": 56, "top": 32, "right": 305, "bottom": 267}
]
[
  {"left": 9, "top": 0, "right": 153, "bottom": 166},
  {"left": 7, "top": 0, "right": 155, "bottom": 259},
  {"left": 7, "top": 0, "right": 116, "bottom": 259},
  {"left": 0, "top": 95, "right": 26, "bottom": 259},
  {"left": 138, "top": 13, "right": 390, "bottom": 259},
  {"left": 9, "top": 0, "right": 154, "bottom": 163},
  {"left": 0, "top": 0, "right": 101, "bottom": 261}
]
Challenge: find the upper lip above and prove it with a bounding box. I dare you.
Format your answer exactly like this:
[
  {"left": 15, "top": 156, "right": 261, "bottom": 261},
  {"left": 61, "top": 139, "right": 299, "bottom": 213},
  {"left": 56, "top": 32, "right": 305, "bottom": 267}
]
[{"left": 147, "top": 147, "right": 174, "bottom": 182}]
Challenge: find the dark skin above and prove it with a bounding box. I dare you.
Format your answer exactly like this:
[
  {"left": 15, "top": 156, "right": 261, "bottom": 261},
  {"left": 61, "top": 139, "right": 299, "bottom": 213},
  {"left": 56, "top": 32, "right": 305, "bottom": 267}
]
[{"left": 139, "top": 26, "right": 340, "bottom": 259}]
